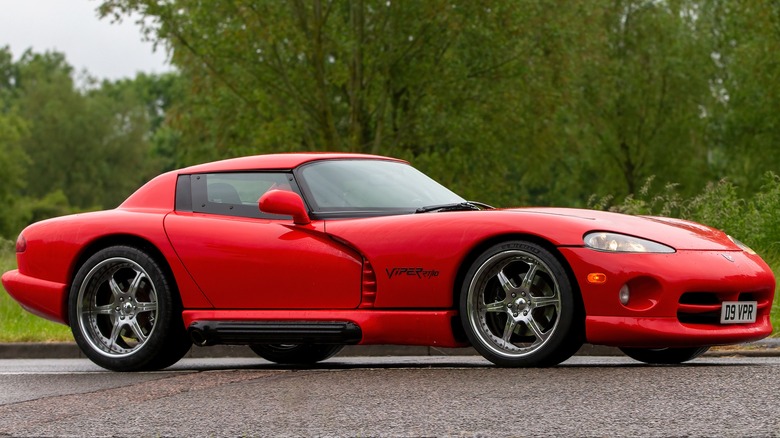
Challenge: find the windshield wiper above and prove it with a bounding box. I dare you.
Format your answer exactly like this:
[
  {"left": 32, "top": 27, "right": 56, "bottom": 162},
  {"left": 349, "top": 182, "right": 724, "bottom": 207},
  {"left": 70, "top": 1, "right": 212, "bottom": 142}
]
[{"left": 415, "top": 202, "right": 487, "bottom": 214}]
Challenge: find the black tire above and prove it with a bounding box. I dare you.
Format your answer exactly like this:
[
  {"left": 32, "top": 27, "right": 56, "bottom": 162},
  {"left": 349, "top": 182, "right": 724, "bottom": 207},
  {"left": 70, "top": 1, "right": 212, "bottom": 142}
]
[
  {"left": 68, "top": 246, "right": 191, "bottom": 371},
  {"left": 620, "top": 346, "right": 710, "bottom": 364},
  {"left": 460, "top": 240, "right": 583, "bottom": 367},
  {"left": 249, "top": 344, "right": 344, "bottom": 365}
]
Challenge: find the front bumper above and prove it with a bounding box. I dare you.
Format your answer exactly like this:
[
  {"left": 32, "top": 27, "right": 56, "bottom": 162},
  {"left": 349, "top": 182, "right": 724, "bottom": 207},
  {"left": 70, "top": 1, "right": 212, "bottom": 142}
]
[
  {"left": 560, "top": 248, "right": 775, "bottom": 348},
  {"left": 585, "top": 315, "right": 772, "bottom": 347}
]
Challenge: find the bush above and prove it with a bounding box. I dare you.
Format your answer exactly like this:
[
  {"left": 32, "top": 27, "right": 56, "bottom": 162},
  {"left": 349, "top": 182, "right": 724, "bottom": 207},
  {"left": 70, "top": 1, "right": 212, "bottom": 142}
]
[
  {"left": 0, "top": 238, "right": 13, "bottom": 254},
  {"left": 0, "top": 190, "right": 89, "bottom": 241}
]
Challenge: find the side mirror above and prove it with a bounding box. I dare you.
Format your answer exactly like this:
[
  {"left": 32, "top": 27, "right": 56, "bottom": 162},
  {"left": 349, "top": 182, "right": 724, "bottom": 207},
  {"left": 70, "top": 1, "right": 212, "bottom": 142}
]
[{"left": 258, "top": 190, "right": 311, "bottom": 225}]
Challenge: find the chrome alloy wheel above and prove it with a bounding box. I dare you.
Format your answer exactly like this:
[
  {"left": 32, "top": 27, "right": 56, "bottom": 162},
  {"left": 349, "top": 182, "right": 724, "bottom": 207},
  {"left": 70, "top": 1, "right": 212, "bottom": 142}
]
[
  {"left": 466, "top": 250, "right": 562, "bottom": 359},
  {"left": 76, "top": 257, "right": 159, "bottom": 358}
]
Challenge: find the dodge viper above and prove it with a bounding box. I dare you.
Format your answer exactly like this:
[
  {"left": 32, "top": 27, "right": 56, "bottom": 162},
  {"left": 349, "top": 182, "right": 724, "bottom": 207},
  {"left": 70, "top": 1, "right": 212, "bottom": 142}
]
[{"left": 2, "top": 153, "right": 775, "bottom": 371}]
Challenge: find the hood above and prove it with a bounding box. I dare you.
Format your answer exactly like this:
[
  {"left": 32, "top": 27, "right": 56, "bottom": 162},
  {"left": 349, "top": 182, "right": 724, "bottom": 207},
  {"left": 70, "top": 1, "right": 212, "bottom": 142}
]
[{"left": 505, "top": 207, "right": 738, "bottom": 251}]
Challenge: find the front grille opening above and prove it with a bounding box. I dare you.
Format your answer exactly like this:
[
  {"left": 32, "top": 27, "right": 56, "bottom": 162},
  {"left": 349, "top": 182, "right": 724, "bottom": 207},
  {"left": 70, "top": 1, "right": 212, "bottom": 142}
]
[
  {"left": 677, "top": 312, "right": 721, "bottom": 325},
  {"left": 679, "top": 292, "right": 719, "bottom": 305},
  {"left": 678, "top": 291, "right": 724, "bottom": 325},
  {"left": 738, "top": 292, "right": 757, "bottom": 301},
  {"left": 678, "top": 290, "right": 768, "bottom": 325}
]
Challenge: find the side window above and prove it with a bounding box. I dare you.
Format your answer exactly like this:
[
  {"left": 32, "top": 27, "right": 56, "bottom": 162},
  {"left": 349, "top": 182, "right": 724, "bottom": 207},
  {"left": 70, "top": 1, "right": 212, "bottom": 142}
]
[{"left": 182, "top": 172, "right": 298, "bottom": 219}]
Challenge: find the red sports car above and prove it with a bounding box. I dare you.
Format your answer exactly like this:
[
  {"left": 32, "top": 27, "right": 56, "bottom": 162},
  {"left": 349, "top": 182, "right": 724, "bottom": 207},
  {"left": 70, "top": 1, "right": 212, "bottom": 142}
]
[{"left": 2, "top": 153, "right": 775, "bottom": 371}]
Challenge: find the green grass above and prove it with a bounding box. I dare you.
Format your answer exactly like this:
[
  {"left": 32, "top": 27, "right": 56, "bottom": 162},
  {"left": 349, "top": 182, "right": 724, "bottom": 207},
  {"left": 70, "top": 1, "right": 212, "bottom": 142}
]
[
  {"left": 0, "top": 240, "right": 72, "bottom": 342},
  {"left": 766, "top": 256, "right": 780, "bottom": 337}
]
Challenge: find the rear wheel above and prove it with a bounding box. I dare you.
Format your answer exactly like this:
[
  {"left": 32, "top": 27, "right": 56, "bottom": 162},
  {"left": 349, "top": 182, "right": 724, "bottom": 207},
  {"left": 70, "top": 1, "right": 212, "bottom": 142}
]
[
  {"left": 249, "top": 344, "right": 344, "bottom": 364},
  {"left": 620, "top": 347, "right": 710, "bottom": 364},
  {"left": 69, "top": 246, "right": 191, "bottom": 371},
  {"left": 460, "top": 240, "right": 582, "bottom": 367}
]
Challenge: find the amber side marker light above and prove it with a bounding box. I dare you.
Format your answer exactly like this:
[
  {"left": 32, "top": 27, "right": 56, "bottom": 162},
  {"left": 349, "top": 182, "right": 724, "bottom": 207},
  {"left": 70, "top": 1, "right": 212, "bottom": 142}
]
[
  {"left": 15, "top": 234, "right": 27, "bottom": 253},
  {"left": 587, "top": 273, "right": 607, "bottom": 284}
]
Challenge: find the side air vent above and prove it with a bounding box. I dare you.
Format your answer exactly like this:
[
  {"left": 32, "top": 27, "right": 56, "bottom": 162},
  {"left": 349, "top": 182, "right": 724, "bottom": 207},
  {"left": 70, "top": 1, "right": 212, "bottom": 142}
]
[{"left": 359, "top": 258, "right": 377, "bottom": 308}]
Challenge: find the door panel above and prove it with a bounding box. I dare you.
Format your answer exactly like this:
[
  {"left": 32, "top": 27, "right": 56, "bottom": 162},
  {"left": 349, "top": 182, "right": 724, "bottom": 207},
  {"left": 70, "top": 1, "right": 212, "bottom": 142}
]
[{"left": 164, "top": 212, "right": 362, "bottom": 309}]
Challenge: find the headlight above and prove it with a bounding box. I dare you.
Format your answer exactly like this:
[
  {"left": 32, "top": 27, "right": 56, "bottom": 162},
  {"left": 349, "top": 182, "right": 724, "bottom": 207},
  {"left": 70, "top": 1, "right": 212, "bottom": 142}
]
[
  {"left": 584, "top": 232, "right": 675, "bottom": 253},
  {"left": 727, "top": 235, "right": 756, "bottom": 255}
]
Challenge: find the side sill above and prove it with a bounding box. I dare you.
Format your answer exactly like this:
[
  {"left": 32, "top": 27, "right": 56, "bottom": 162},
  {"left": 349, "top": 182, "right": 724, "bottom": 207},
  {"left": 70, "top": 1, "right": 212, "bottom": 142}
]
[{"left": 188, "top": 320, "right": 362, "bottom": 346}]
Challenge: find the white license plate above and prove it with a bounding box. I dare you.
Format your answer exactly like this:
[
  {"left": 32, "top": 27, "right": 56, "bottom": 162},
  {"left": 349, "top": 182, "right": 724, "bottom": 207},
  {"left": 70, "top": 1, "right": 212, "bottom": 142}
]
[{"left": 720, "top": 301, "right": 757, "bottom": 324}]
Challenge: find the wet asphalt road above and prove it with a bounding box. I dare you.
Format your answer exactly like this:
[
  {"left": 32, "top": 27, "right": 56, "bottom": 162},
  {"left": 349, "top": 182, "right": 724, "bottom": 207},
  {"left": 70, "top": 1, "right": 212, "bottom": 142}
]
[{"left": 0, "top": 355, "right": 778, "bottom": 437}]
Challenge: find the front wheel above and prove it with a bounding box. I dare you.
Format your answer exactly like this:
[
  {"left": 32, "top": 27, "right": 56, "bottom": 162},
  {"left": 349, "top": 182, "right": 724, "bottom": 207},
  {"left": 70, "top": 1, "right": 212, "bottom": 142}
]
[
  {"left": 620, "top": 347, "right": 710, "bottom": 364},
  {"left": 249, "top": 344, "right": 344, "bottom": 364},
  {"left": 69, "top": 246, "right": 191, "bottom": 371},
  {"left": 460, "top": 240, "right": 582, "bottom": 367}
]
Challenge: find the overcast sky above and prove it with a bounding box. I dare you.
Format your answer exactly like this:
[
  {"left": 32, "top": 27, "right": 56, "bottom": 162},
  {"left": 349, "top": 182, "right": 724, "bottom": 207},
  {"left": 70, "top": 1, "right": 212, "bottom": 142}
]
[{"left": 0, "top": 0, "right": 172, "bottom": 81}]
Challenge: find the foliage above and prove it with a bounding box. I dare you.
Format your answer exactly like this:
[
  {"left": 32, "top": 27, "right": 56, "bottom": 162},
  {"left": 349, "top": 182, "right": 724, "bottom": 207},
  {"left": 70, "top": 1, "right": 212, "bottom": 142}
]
[
  {"left": 0, "top": 46, "right": 179, "bottom": 240},
  {"left": 12, "top": 50, "right": 160, "bottom": 208},
  {"left": 98, "top": 1, "right": 530, "bottom": 203},
  {"left": 96, "top": 0, "right": 780, "bottom": 208},
  {"left": 2, "top": 1, "right": 779, "bottom": 220},
  {"left": 0, "top": 111, "right": 30, "bottom": 238},
  {"left": 697, "top": 0, "right": 780, "bottom": 194}
]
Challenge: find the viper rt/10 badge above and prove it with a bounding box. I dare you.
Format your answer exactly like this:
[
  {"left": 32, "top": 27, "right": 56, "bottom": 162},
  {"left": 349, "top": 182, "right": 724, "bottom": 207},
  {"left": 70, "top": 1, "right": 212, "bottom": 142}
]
[{"left": 385, "top": 267, "right": 440, "bottom": 279}]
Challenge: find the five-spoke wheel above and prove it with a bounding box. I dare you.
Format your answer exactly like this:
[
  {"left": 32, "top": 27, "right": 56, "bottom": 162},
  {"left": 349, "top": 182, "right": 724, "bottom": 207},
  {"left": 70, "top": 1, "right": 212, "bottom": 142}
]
[
  {"left": 460, "top": 241, "right": 582, "bottom": 367},
  {"left": 69, "top": 246, "right": 190, "bottom": 371}
]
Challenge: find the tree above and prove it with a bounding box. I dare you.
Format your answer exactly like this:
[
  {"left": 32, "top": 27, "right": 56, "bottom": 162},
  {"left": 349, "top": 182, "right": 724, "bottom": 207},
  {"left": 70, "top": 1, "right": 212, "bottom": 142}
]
[
  {"left": 98, "top": 0, "right": 780, "bottom": 208},
  {"left": 98, "top": 1, "right": 538, "bottom": 200},
  {"left": 99, "top": 72, "right": 185, "bottom": 172},
  {"left": 12, "top": 50, "right": 163, "bottom": 209},
  {"left": 0, "top": 48, "right": 30, "bottom": 237},
  {"left": 0, "top": 111, "right": 29, "bottom": 237},
  {"left": 0, "top": 46, "right": 184, "bottom": 238},
  {"left": 698, "top": 0, "right": 780, "bottom": 193}
]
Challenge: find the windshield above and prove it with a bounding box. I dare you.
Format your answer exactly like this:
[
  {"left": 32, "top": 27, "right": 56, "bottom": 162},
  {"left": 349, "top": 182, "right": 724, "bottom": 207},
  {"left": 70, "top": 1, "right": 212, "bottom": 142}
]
[{"left": 298, "top": 159, "right": 465, "bottom": 213}]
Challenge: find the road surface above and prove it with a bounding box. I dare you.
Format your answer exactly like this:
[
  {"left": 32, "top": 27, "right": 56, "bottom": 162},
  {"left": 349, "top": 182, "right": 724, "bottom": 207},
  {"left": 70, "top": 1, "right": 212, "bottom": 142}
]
[{"left": 0, "top": 355, "right": 778, "bottom": 437}]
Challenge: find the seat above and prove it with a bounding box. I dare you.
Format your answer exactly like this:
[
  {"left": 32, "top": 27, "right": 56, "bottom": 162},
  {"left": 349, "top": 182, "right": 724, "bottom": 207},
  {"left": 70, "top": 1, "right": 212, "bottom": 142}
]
[{"left": 207, "top": 183, "right": 241, "bottom": 204}]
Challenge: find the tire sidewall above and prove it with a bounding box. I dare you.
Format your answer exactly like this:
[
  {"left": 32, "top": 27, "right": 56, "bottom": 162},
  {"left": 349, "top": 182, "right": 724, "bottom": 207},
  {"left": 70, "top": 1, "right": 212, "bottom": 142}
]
[
  {"left": 69, "top": 246, "right": 176, "bottom": 371},
  {"left": 460, "top": 240, "right": 578, "bottom": 367}
]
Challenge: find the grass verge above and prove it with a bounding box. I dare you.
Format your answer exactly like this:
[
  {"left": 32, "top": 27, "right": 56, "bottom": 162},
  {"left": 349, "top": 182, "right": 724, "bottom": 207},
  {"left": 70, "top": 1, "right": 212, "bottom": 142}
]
[
  {"left": 765, "top": 255, "right": 780, "bottom": 337},
  {"left": 0, "top": 240, "right": 71, "bottom": 342}
]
